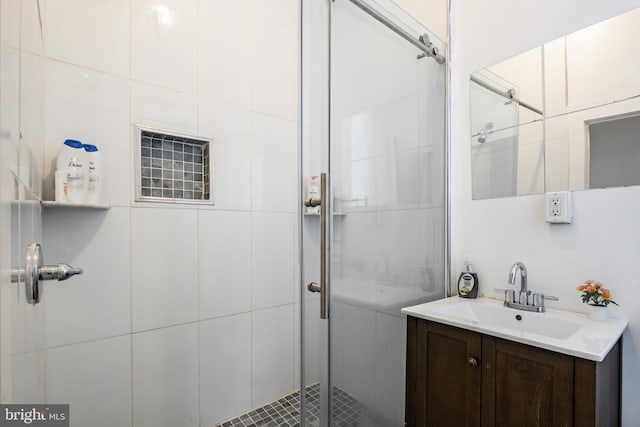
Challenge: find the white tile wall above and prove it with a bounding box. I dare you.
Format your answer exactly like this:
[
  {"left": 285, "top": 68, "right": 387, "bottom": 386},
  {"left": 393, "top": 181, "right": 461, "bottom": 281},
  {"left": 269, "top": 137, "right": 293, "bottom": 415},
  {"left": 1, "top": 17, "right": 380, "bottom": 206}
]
[
  {"left": 46, "top": 336, "right": 132, "bottom": 427},
  {"left": 20, "top": 0, "right": 44, "bottom": 55},
  {"left": 3, "top": 0, "right": 47, "bottom": 398},
  {"left": 251, "top": 0, "right": 297, "bottom": 29},
  {"left": 251, "top": 113, "right": 297, "bottom": 212},
  {"left": 29, "top": 0, "right": 304, "bottom": 424},
  {"left": 131, "top": 82, "right": 198, "bottom": 136},
  {"left": 11, "top": 351, "right": 45, "bottom": 404},
  {"left": 341, "top": 212, "right": 377, "bottom": 285},
  {"left": 131, "top": 208, "right": 198, "bottom": 332},
  {"left": 3, "top": 48, "right": 23, "bottom": 176},
  {"left": 251, "top": 212, "right": 295, "bottom": 310},
  {"left": 1, "top": 0, "right": 20, "bottom": 49},
  {"left": 44, "top": 60, "right": 130, "bottom": 206},
  {"left": 199, "top": 313, "right": 252, "bottom": 426},
  {"left": 19, "top": 52, "right": 44, "bottom": 195},
  {"left": 44, "top": 208, "right": 131, "bottom": 347},
  {"left": 373, "top": 312, "right": 406, "bottom": 425},
  {"left": 251, "top": 305, "right": 295, "bottom": 407},
  {"left": 207, "top": 132, "right": 252, "bottom": 211},
  {"left": 198, "top": 210, "right": 251, "bottom": 319},
  {"left": 198, "top": 98, "right": 252, "bottom": 139},
  {"left": 339, "top": 303, "right": 375, "bottom": 410},
  {"left": 299, "top": 299, "right": 321, "bottom": 386},
  {"left": 377, "top": 209, "right": 429, "bottom": 286},
  {"left": 44, "top": 0, "right": 129, "bottom": 77},
  {"left": 198, "top": 0, "right": 252, "bottom": 108},
  {"left": 198, "top": 97, "right": 252, "bottom": 210},
  {"left": 13, "top": 197, "right": 44, "bottom": 355},
  {"left": 250, "top": 13, "right": 297, "bottom": 121},
  {"left": 131, "top": 0, "right": 197, "bottom": 94},
  {"left": 133, "top": 323, "right": 199, "bottom": 427}
]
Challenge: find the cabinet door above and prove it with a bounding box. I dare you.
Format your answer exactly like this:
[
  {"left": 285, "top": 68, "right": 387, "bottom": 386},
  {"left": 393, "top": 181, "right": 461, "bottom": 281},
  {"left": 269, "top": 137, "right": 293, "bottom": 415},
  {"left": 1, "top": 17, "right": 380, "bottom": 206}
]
[
  {"left": 407, "top": 319, "right": 482, "bottom": 427},
  {"left": 481, "top": 336, "right": 574, "bottom": 427}
]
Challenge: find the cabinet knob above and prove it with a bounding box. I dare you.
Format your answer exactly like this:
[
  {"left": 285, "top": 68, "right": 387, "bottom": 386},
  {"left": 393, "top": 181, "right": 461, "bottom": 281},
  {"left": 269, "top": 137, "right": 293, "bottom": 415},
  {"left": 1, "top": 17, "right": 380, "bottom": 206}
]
[{"left": 467, "top": 357, "right": 478, "bottom": 368}]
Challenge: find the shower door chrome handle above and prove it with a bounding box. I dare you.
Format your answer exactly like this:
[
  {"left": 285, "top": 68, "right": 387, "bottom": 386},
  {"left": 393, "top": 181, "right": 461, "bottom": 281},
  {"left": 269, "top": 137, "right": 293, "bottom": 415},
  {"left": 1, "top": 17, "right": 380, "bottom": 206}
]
[{"left": 305, "top": 172, "right": 328, "bottom": 319}]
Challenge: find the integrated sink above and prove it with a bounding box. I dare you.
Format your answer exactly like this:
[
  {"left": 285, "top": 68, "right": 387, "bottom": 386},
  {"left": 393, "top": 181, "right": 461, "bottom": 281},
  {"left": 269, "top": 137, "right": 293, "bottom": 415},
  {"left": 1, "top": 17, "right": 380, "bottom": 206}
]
[
  {"left": 402, "top": 296, "right": 628, "bottom": 361},
  {"left": 435, "top": 300, "right": 582, "bottom": 339}
]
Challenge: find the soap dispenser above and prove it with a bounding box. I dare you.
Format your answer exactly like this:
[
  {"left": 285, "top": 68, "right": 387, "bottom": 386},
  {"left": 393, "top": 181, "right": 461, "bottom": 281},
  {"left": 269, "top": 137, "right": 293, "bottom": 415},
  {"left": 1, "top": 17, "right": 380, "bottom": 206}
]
[{"left": 457, "top": 257, "right": 479, "bottom": 299}]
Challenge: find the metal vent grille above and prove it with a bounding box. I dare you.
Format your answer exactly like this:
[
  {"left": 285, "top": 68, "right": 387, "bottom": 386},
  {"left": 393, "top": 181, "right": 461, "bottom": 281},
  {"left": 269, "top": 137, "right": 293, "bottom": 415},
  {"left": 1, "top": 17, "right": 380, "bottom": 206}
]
[{"left": 136, "top": 127, "right": 213, "bottom": 204}]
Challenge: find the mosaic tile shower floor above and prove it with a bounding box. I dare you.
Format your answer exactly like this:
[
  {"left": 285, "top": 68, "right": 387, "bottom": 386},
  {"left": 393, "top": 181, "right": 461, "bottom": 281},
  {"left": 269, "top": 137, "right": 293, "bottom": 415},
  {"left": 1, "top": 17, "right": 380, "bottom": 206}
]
[{"left": 214, "top": 383, "right": 361, "bottom": 427}]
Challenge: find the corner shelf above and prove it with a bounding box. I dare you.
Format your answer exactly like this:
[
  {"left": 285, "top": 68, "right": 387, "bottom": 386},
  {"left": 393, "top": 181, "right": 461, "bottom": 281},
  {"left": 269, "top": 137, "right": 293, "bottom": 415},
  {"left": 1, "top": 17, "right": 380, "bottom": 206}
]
[{"left": 41, "top": 201, "right": 111, "bottom": 210}]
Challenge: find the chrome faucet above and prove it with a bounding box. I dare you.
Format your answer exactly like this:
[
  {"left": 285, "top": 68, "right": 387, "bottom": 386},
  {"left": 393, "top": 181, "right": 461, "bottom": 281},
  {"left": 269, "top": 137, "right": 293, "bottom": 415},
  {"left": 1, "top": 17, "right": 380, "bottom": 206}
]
[
  {"left": 498, "top": 261, "right": 559, "bottom": 313},
  {"left": 508, "top": 261, "right": 528, "bottom": 305}
]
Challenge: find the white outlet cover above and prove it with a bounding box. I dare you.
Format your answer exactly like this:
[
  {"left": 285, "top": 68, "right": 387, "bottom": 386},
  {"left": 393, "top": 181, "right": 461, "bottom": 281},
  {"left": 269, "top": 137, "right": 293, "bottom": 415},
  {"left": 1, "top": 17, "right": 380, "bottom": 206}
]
[{"left": 545, "top": 191, "right": 573, "bottom": 224}]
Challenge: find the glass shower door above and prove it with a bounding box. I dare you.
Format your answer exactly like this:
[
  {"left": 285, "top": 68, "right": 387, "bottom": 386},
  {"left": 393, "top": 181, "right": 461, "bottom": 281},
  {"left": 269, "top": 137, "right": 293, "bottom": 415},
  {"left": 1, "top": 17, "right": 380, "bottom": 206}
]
[{"left": 300, "top": 0, "right": 446, "bottom": 425}]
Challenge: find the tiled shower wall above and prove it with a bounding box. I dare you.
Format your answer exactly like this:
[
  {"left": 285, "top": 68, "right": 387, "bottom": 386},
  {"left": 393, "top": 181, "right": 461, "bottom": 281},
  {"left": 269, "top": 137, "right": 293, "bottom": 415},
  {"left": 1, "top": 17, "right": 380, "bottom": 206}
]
[{"left": 8, "top": 0, "right": 297, "bottom": 426}]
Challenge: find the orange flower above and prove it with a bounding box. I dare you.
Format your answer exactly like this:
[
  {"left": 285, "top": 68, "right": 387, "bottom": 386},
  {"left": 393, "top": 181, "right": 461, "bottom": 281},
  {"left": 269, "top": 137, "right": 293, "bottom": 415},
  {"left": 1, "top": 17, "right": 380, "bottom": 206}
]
[{"left": 577, "top": 279, "right": 618, "bottom": 306}]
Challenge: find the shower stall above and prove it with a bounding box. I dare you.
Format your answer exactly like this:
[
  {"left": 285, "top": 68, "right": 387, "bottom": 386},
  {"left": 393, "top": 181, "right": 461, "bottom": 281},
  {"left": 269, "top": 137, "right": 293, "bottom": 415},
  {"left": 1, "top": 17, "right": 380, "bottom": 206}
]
[
  {"left": 0, "top": 0, "right": 446, "bottom": 426},
  {"left": 300, "top": 0, "right": 447, "bottom": 425}
]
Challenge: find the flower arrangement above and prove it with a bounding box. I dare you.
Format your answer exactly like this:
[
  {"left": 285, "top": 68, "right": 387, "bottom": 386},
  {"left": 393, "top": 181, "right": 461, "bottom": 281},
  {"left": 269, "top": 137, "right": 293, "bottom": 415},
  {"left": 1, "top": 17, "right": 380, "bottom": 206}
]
[{"left": 576, "top": 280, "right": 618, "bottom": 307}]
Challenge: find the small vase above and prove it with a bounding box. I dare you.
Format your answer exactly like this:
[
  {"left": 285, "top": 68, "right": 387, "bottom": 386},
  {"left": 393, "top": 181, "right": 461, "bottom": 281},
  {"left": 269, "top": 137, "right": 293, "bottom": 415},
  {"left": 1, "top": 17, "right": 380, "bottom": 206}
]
[{"left": 587, "top": 304, "right": 608, "bottom": 321}]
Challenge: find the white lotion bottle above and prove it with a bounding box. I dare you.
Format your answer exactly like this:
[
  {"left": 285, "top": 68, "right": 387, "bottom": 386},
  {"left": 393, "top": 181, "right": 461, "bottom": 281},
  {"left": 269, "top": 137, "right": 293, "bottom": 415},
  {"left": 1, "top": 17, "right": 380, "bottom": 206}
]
[
  {"left": 56, "top": 139, "right": 86, "bottom": 203},
  {"left": 83, "top": 144, "right": 102, "bottom": 204}
]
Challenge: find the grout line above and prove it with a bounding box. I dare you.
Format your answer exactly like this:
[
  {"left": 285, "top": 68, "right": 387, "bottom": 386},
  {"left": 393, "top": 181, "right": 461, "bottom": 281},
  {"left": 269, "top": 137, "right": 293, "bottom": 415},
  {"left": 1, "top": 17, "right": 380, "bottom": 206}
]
[
  {"left": 195, "top": 0, "right": 201, "bottom": 137},
  {"left": 127, "top": 3, "right": 134, "bottom": 423},
  {"left": 195, "top": 171, "right": 202, "bottom": 424}
]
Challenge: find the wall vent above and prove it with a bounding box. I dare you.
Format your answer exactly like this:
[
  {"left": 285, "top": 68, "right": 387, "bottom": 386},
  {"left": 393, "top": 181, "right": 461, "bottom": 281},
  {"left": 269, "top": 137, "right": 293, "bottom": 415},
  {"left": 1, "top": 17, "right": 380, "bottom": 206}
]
[{"left": 135, "top": 126, "right": 213, "bottom": 204}]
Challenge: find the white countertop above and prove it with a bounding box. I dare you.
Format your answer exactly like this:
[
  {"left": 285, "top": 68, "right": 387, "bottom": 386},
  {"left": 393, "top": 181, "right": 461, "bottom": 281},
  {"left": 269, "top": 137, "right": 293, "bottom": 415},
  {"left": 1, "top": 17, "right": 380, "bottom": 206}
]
[{"left": 401, "top": 296, "right": 628, "bottom": 362}]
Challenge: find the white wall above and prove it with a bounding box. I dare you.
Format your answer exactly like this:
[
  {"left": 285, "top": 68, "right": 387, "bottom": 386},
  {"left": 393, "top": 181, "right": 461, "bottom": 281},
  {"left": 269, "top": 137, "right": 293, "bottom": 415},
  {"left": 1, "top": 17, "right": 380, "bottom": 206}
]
[
  {"left": 31, "top": 1, "right": 297, "bottom": 426},
  {"left": 392, "top": 0, "right": 447, "bottom": 42},
  {"left": 451, "top": 0, "right": 640, "bottom": 425}
]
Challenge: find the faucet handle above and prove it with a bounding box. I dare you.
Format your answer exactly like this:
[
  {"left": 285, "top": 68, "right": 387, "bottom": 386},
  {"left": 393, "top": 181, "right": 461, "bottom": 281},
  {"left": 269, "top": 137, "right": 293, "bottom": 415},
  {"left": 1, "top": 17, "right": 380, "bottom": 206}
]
[
  {"left": 495, "top": 288, "right": 516, "bottom": 303},
  {"left": 532, "top": 293, "right": 559, "bottom": 307},
  {"left": 532, "top": 293, "right": 544, "bottom": 307}
]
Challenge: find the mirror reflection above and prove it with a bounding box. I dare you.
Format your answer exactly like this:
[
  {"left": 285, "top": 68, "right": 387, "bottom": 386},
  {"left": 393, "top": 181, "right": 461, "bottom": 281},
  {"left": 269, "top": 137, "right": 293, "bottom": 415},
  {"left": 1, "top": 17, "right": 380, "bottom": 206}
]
[
  {"left": 470, "top": 48, "right": 543, "bottom": 199},
  {"left": 470, "top": 6, "right": 640, "bottom": 199}
]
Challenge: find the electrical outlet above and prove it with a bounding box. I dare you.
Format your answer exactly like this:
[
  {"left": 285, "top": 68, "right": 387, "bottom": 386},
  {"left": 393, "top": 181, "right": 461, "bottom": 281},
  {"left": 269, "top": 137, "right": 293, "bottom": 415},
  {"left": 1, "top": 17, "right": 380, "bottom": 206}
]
[{"left": 545, "top": 191, "right": 572, "bottom": 224}]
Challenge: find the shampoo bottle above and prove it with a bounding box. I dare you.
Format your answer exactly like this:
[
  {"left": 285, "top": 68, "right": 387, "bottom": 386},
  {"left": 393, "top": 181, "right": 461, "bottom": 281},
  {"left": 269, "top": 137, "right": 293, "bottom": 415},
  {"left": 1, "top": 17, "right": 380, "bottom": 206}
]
[
  {"left": 56, "top": 139, "right": 86, "bottom": 203},
  {"left": 458, "top": 257, "right": 479, "bottom": 299},
  {"left": 83, "top": 144, "right": 102, "bottom": 204}
]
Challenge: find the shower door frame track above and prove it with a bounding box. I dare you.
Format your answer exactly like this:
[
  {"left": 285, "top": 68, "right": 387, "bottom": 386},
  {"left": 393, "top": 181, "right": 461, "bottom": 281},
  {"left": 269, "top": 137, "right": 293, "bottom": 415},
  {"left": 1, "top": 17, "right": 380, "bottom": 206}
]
[{"left": 346, "top": 0, "right": 446, "bottom": 63}]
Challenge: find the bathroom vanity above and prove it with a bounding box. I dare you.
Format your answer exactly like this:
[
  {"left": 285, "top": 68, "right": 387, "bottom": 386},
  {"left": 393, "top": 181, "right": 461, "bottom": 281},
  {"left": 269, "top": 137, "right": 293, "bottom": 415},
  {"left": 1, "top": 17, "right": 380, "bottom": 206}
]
[{"left": 402, "top": 298, "right": 627, "bottom": 427}]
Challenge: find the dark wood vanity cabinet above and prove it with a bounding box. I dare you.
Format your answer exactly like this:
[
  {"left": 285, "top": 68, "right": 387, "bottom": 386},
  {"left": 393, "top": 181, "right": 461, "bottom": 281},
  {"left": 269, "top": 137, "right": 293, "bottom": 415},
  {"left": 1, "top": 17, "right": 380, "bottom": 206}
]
[{"left": 405, "top": 317, "right": 621, "bottom": 427}]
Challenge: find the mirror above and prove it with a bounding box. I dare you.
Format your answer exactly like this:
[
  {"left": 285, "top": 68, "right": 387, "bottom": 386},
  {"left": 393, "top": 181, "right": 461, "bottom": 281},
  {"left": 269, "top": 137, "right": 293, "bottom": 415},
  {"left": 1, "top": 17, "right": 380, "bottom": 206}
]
[
  {"left": 470, "top": 6, "right": 640, "bottom": 199},
  {"left": 470, "top": 48, "right": 544, "bottom": 199}
]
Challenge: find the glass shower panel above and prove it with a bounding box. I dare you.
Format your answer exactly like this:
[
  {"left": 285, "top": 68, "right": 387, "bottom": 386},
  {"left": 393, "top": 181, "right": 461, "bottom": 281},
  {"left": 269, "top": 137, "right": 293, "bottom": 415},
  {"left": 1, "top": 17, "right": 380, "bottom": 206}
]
[
  {"left": 329, "top": 1, "right": 446, "bottom": 425},
  {"left": 0, "top": 0, "right": 47, "bottom": 405}
]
